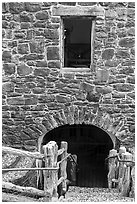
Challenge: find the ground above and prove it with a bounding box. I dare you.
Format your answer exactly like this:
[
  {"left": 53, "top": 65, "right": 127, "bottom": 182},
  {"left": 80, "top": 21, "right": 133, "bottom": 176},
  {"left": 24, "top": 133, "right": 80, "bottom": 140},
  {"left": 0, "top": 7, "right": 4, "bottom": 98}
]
[{"left": 2, "top": 187, "right": 135, "bottom": 202}]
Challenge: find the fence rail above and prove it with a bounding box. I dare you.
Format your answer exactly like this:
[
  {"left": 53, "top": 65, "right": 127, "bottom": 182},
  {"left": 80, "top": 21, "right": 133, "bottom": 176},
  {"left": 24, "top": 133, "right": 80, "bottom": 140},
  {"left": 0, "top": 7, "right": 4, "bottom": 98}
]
[
  {"left": 2, "top": 141, "right": 69, "bottom": 201},
  {"left": 107, "top": 147, "right": 135, "bottom": 198}
]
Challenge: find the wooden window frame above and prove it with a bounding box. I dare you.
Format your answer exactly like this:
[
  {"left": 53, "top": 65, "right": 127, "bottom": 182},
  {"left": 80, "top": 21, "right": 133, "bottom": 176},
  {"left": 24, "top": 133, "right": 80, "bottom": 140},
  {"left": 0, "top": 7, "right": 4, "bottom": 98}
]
[
  {"left": 60, "top": 16, "right": 95, "bottom": 72},
  {"left": 52, "top": 5, "right": 104, "bottom": 72}
]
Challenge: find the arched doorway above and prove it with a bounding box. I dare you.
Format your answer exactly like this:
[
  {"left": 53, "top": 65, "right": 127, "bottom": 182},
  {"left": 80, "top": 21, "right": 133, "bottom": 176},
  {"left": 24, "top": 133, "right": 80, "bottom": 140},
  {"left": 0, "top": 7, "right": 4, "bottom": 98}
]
[{"left": 41, "top": 124, "right": 113, "bottom": 188}]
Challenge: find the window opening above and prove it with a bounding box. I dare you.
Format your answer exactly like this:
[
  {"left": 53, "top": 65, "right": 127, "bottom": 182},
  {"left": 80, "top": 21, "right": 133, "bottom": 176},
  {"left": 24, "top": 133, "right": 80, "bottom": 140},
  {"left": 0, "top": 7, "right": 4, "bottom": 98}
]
[{"left": 63, "top": 18, "right": 93, "bottom": 68}]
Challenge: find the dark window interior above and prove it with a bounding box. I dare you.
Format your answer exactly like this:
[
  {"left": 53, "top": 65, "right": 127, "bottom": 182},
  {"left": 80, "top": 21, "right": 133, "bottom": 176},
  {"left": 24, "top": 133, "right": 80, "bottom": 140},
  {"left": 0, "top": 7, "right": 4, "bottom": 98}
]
[{"left": 63, "top": 18, "right": 91, "bottom": 68}]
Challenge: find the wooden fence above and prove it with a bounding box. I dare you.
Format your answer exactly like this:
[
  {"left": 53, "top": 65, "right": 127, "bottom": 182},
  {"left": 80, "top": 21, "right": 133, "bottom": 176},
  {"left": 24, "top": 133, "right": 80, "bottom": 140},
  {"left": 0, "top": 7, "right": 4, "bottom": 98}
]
[
  {"left": 2, "top": 141, "right": 70, "bottom": 201},
  {"left": 107, "top": 146, "right": 135, "bottom": 198}
]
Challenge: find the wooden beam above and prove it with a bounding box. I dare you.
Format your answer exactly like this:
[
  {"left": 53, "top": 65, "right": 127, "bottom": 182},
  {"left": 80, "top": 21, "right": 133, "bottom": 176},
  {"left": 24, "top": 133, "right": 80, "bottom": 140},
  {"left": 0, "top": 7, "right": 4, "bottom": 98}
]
[
  {"left": 2, "top": 167, "right": 59, "bottom": 172},
  {"left": 121, "top": 152, "right": 133, "bottom": 197},
  {"left": 43, "top": 141, "right": 58, "bottom": 198},
  {"left": 58, "top": 148, "right": 65, "bottom": 156},
  {"left": 2, "top": 146, "right": 44, "bottom": 159},
  {"left": 2, "top": 182, "right": 46, "bottom": 197},
  {"left": 57, "top": 177, "right": 65, "bottom": 186},
  {"left": 60, "top": 141, "right": 68, "bottom": 193},
  {"left": 52, "top": 5, "right": 104, "bottom": 16},
  {"left": 2, "top": 192, "right": 39, "bottom": 202}
]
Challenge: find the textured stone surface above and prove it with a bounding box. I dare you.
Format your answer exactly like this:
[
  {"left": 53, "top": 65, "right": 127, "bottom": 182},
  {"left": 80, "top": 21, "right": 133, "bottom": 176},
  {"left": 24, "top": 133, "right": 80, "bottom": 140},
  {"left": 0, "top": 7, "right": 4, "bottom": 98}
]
[
  {"left": 119, "top": 37, "right": 135, "bottom": 48},
  {"left": 47, "top": 47, "right": 60, "bottom": 60},
  {"left": 2, "top": 2, "right": 135, "bottom": 152},
  {"left": 18, "top": 44, "right": 29, "bottom": 54},
  {"left": 9, "top": 2, "right": 25, "bottom": 14},
  {"left": 35, "top": 11, "right": 49, "bottom": 20},
  {"left": 80, "top": 82, "right": 94, "bottom": 92},
  {"left": 95, "top": 69, "right": 109, "bottom": 82},
  {"left": 3, "top": 63, "right": 15, "bottom": 75},
  {"left": 102, "top": 48, "right": 114, "bottom": 60},
  {"left": 17, "top": 64, "right": 33, "bottom": 76}
]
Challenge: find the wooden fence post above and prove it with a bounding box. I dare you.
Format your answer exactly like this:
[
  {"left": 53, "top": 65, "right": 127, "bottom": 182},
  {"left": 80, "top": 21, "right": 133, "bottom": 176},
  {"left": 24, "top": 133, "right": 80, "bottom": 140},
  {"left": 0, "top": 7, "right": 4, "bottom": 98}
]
[
  {"left": 118, "top": 146, "right": 126, "bottom": 192},
  {"left": 130, "top": 163, "right": 135, "bottom": 198},
  {"left": 121, "top": 152, "right": 132, "bottom": 197},
  {"left": 60, "top": 141, "right": 68, "bottom": 195},
  {"left": 42, "top": 141, "right": 58, "bottom": 201},
  {"left": 107, "top": 149, "right": 117, "bottom": 189}
]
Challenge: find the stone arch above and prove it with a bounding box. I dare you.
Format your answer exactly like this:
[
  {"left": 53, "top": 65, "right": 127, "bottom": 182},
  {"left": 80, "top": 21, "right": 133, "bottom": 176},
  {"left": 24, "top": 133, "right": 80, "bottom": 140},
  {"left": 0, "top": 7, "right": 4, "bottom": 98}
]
[{"left": 36, "top": 106, "right": 127, "bottom": 152}]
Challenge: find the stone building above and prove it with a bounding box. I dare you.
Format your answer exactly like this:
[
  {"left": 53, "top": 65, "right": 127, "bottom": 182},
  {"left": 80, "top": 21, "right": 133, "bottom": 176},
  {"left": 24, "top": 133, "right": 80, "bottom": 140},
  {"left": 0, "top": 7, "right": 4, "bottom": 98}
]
[{"left": 2, "top": 2, "right": 135, "bottom": 187}]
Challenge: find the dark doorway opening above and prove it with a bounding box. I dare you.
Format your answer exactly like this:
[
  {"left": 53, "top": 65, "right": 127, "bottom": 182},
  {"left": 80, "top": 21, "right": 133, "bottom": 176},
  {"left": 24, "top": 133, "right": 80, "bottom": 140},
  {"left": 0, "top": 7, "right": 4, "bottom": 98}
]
[{"left": 41, "top": 124, "right": 113, "bottom": 188}]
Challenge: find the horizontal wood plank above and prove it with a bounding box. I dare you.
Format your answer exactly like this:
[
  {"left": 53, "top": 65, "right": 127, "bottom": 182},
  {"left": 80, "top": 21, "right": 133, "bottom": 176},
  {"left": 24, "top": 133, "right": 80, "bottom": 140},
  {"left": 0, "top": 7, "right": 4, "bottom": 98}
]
[
  {"left": 2, "top": 167, "right": 59, "bottom": 172},
  {"left": 2, "top": 181, "right": 46, "bottom": 197}
]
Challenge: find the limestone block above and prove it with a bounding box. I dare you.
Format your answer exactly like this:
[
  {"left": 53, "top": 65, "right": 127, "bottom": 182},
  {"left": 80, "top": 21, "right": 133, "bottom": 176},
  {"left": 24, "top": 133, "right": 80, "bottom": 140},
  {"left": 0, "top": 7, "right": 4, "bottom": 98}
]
[
  {"left": 113, "top": 84, "right": 134, "bottom": 92},
  {"left": 35, "top": 11, "right": 49, "bottom": 20},
  {"left": 119, "top": 37, "right": 135, "bottom": 48},
  {"left": 3, "top": 63, "right": 15, "bottom": 75},
  {"left": 2, "top": 50, "right": 11, "bottom": 62},
  {"left": 7, "top": 97, "right": 25, "bottom": 105},
  {"left": 2, "top": 82, "right": 14, "bottom": 93},
  {"left": 17, "top": 64, "right": 32, "bottom": 76},
  {"left": 47, "top": 47, "right": 60, "bottom": 60},
  {"left": 80, "top": 82, "right": 94, "bottom": 92},
  {"left": 36, "top": 61, "right": 48, "bottom": 67},
  {"left": 116, "top": 50, "right": 130, "bottom": 59},
  {"left": 34, "top": 68, "right": 50, "bottom": 78},
  {"left": 95, "top": 69, "right": 109, "bottom": 82},
  {"left": 18, "top": 43, "right": 29, "bottom": 54},
  {"left": 9, "top": 2, "right": 25, "bottom": 14},
  {"left": 29, "top": 41, "right": 44, "bottom": 54},
  {"left": 20, "top": 12, "right": 34, "bottom": 22},
  {"left": 52, "top": 5, "right": 105, "bottom": 16},
  {"left": 25, "top": 2, "right": 41, "bottom": 12}
]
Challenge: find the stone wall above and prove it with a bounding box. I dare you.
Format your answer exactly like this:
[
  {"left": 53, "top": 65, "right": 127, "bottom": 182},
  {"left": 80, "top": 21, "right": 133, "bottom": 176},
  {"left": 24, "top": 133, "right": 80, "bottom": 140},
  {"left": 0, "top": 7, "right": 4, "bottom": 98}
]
[{"left": 2, "top": 2, "right": 135, "bottom": 151}]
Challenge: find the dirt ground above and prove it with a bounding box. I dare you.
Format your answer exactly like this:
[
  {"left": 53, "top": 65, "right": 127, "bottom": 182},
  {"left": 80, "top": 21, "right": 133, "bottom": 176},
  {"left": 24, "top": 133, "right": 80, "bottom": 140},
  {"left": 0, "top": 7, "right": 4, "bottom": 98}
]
[{"left": 2, "top": 186, "right": 135, "bottom": 202}]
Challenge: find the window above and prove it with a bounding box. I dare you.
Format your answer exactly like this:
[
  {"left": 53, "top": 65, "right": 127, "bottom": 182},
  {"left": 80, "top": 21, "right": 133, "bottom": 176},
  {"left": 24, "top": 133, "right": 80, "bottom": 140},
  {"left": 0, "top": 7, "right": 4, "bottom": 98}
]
[
  {"left": 61, "top": 17, "right": 95, "bottom": 70},
  {"left": 52, "top": 5, "right": 104, "bottom": 71}
]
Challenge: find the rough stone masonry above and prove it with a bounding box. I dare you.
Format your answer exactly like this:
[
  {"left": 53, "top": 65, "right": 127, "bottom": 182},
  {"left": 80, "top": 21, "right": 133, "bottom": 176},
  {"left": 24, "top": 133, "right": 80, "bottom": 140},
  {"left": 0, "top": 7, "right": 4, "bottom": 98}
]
[{"left": 2, "top": 2, "right": 135, "bottom": 152}]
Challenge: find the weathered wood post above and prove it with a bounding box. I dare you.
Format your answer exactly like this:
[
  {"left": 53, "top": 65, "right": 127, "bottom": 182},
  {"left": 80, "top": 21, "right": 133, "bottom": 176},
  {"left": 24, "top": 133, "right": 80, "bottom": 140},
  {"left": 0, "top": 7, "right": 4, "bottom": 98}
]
[
  {"left": 121, "top": 152, "right": 132, "bottom": 197},
  {"left": 118, "top": 146, "right": 126, "bottom": 192},
  {"left": 42, "top": 141, "right": 58, "bottom": 201},
  {"left": 107, "top": 149, "right": 117, "bottom": 189},
  {"left": 60, "top": 141, "right": 68, "bottom": 195},
  {"left": 130, "top": 162, "right": 135, "bottom": 198}
]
